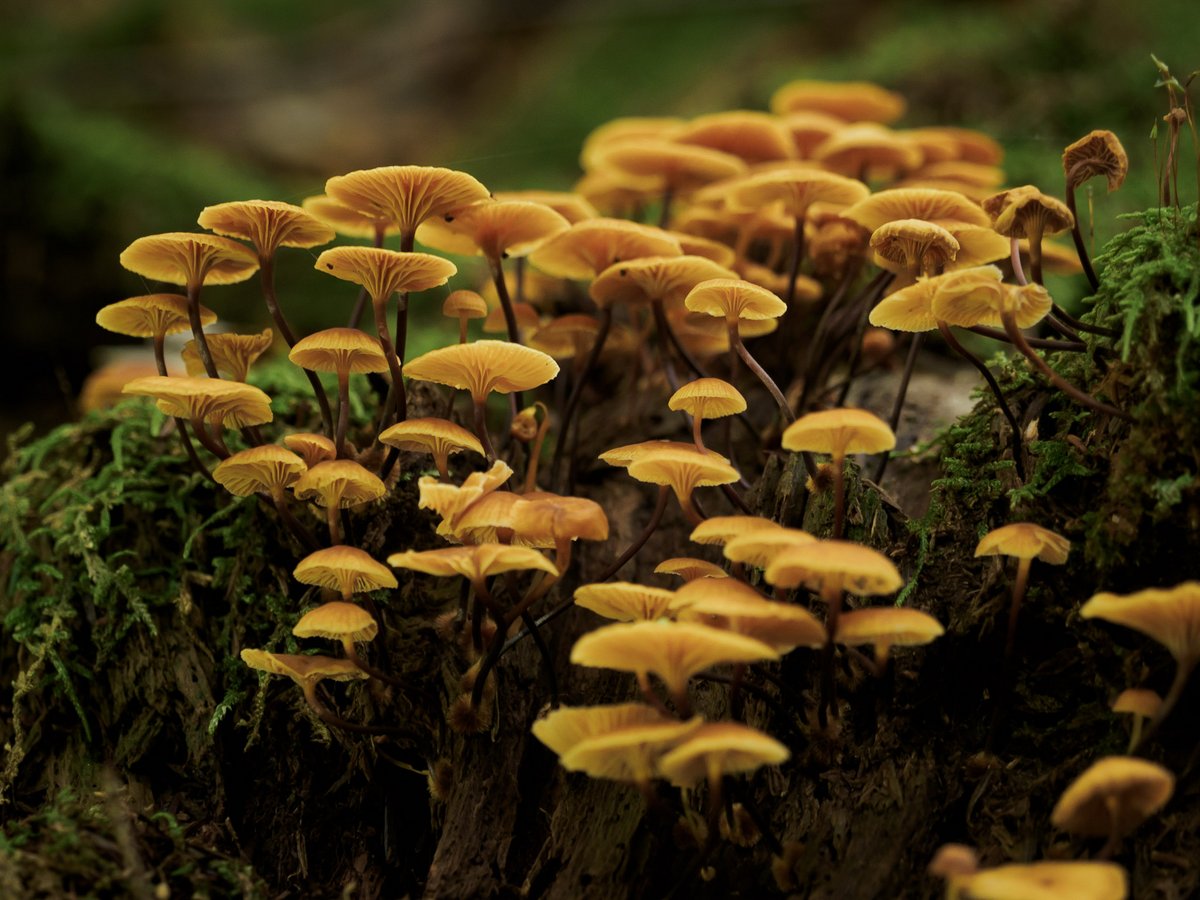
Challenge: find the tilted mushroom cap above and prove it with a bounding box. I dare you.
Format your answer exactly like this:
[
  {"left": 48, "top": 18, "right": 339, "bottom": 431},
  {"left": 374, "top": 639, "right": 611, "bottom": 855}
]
[
  {"left": 570, "top": 620, "right": 779, "bottom": 698},
  {"left": 527, "top": 218, "right": 682, "bottom": 280},
  {"left": 198, "top": 199, "right": 335, "bottom": 256},
  {"left": 324, "top": 165, "right": 490, "bottom": 235},
  {"left": 580, "top": 116, "right": 687, "bottom": 168},
  {"left": 415, "top": 199, "right": 570, "bottom": 260},
  {"left": 723, "top": 527, "right": 818, "bottom": 571},
  {"left": 1080, "top": 582, "right": 1200, "bottom": 664},
  {"left": 909, "top": 126, "right": 1004, "bottom": 166},
  {"left": 842, "top": 188, "right": 990, "bottom": 232},
  {"left": 284, "top": 432, "right": 337, "bottom": 469},
  {"left": 213, "top": 445, "right": 307, "bottom": 497},
  {"left": 119, "top": 232, "right": 260, "bottom": 286},
  {"left": 442, "top": 290, "right": 489, "bottom": 320},
  {"left": 671, "top": 579, "right": 826, "bottom": 652},
  {"left": 403, "top": 340, "right": 559, "bottom": 404},
  {"left": 378, "top": 417, "right": 484, "bottom": 463},
  {"left": 769, "top": 79, "right": 906, "bottom": 124},
  {"left": 183, "top": 328, "right": 274, "bottom": 381},
  {"left": 293, "top": 545, "right": 398, "bottom": 597},
  {"left": 974, "top": 522, "right": 1070, "bottom": 564},
  {"left": 675, "top": 110, "right": 796, "bottom": 163},
  {"left": 1063, "top": 130, "right": 1128, "bottom": 192},
  {"left": 288, "top": 328, "right": 389, "bottom": 375},
  {"left": 314, "top": 247, "right": 456, "bottom": 303},
  {"left": 96, "top": 294, "right": 213, "bottom": 338},
  {"left": 482, "top": 302, "right": 541, "bottom": 340},
  {"left": 923, "top": 266, "right": 1010, "bottom": 329},
  {"left": 958, "top": 861, "right": 1128, "bottom": 900},
  {"left": 867, "top": 277, "right": 942, "bottom": 333},
  {"left": 529, "top": 314, "right": 601, "bottom": 360},
  {"left": 684, "top": 278, "right": 788, "bottom": 323},
  {"left": 599, "top": 439, "right": 719, "bottom": 469},
  {"left": 511, "top": 494, "right": 610, "bottom": 544},
  {"left": 293, "top": 601, "right": 378, "bottom": 644},
  {"left": 728, "top": 168, "right": 870, "bottom": 219},
  {"left": 811, "top": 123, "right": 923, "bottom": 178},
  {"left": 1111, "top": 688, "right": 1163, "bottom": 720},
  {"left": 668, "top": 232, "right": 737, "bottom": 268},
  {"left": 447, "top": 490, "right": 530, "bottom": 546},
  {"left": 781, "top": 110, "right": 846, "bottom": 158},
  {"left": 834, "top": 607, "right": 945, "bottom": 657},
  {"left": 387, "top": 544, "right": 558, "bottom": 582},
  {"left": 781, "top": 407, "right": 896, "bottom": 458},
  {"left": 574, "top": 582, "right": 677, "bottom": 622},
  {"left": 655, "top": 558, "right": 730, "bottom": 582},
  {"left": 122, "top": 375, "right": 273, "bottom": 427},
  {"left": 240, "top": 648, "right": 369, "bottom": 685},
  {"left": 668, "top": 378, "right": 746, "bottom": 421},
  {"left": 593, "top": 139, "right": 747, "bottom": 193},
  {"left": 626, "top": 445, "right": 740, "bottom": 501},
  {"left": 293, "top": 460, "right": 386, "bottom": 509},
  {"left": 900, "top": 128, "right": 964, "bottom": 165},
  {"left": 982, "top": 186, "right": 1074, "bottom": 239},
  {"left": 657, "top": 722, "right": 790, "bottom": 787},
  {"left": 302, "top": 194, "right": 399, "bottom": 239},
  {"left": 589, "top": 256, "right": 737, "bottom": 309},
  {"left": 495, "top": 190, "right": 599, "bottom": 224},
  {"left": 417, "top": 459, "right": 513, "bottom": 527},
  {"left": 1051, "top": 756, "right": 1174, "bottom": 838},
  {"left": 689, "top": 515, "right": 780, "bottom": 547},
  {"left": 869, "top": 218, "right": 960, "bottom": 274},
  {"left": 765, "top": 540, "right": 903, "bottom": 594},
  {"left": 531, "top": 702, "right": 680, "bottom": 757},
  {"left": 558, "top": 717, "right": 704, "bottom": 784}
]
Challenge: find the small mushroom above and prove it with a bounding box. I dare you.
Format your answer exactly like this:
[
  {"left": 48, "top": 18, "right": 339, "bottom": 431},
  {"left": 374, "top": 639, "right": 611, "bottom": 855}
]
[
  {"left": 1051, "top": 755, "right": 1174, "bottom": 858},
  {"left": 974, "top": 522, "right": 1069, "bottom": 659},
  {"left": 668, "top": 378, "right": 747, "bottom": 453},
  {"left": 182, "top": 328, "right": 274, "bottom": 382},
  {"left": 442, "top": 290, "right": 489, "bottom": 344},
  {"left": 1111, "top": 688, "right": 1163, "bottom": 752},
  {"left": 293, "top": 600, "right": 397, "bottom": 685},
  {"left": 292, "top": 459, "right": 386, "bottom": 544},
  {"left": 378, "top": 417, "right": 484, "bottom": 479}
]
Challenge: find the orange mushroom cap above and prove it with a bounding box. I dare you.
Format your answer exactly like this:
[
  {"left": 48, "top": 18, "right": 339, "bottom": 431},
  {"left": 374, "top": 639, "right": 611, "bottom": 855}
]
[
  {"left": 1063, "top": 130, "right": 1128, "bottom": 192},
  {"left": 974, "top": 522, "right": 1070, "bottom": 564},
  {"left": 324, "top": 165, "right": 490, "bottom": 236},
  {"left": 403, "top": 340, "right": 559, "bottom": 404},
  {"left": 675, "top": 110, "right": 796, "bottom": 163},
  {"left": 1051, "top": 756, "right": 1174, "bottom": 838},
  {"left": 589, "top": 255, "right": 737, "bottom": 309},
  {"left": 213, "top": 445, "right": 307, "bottom": 498},
  {"left": 415, "top": 198, "right": 570, "bottom": 261},
  {"left": 527, "top": 218, "right": 682, "bottom": 280},
  {"left": 314, "top": 246, "right": 456, "bottom": 305},
  {"left": 842, "top": 188, "right": 990, "bottom": 233},
  {"left": 574, "top": 582, "right": 677, "bottom": 622},
  {"left": 197, "top": 199, "right": 335, "bottom": 257},
  {"left": 284, "top": 432, "right": 336, "bottom": 469},
  {"left": 119, "top": 232, "right": 260, "bottom": 287},
  {"left": 288, "top": 327, "right": 389, "bottom": 376},
  {"left": 121, "top": 375, "right": 273, "bottom": 428},
  {"left": 96, "top": 294, "right": 213, "bottom": 338},
  {"left": 1080, "top": 582, "right": 1200, "bottom": 664},
  {"left": 781, "top": 407, "right": 896, "bottom": 459},
  {"left": 657, "top": 722, "right": 790, "bottom": 787},
  {"left": 182, "top": 328, "right": 274, "bottom": 381},
  {"left": 668, "top": 378, "right": 747, "bottom": 421},
  {"left": 769, "top": 79, "right": 906, "bottom": 123},
  {"left": 292, "top": 460, "right": 386, "bottom": 510},
  {"left": 765, "top": 540, "right": 902, "bottom": 594},
  {"left": 293, "top": 545, "right": 398, "bottom": 597}
]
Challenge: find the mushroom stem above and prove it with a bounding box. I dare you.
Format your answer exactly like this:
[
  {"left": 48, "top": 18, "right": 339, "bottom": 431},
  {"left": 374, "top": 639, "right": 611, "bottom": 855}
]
[
  {"left": 550, "top": 307, "right": 612, "bottom": 490},
  {"left": 1135, "top": 656, "right": 1197, "bottom": 749},
  {"left": 523, "top": 404, "right": 552, "bottom": 493},
  {"left": 270, "top": 493, "right": 320, "bottom": 553},
  {"left": 325, "top": 504, "right": 342, "bottom": 546},
  {"left": 372, "top": 297, "right": 406, "bottom": 434},
  {"left": 691, "top": 414, "right": 706, "bottom": 454},
  {"left": 1026, "top": 218, "right": 1046, "bottom": 285},
  {"left": 872, "top": 332, "right": 924, "bottom": 484},
  {"left": 729, "top": 323, "right": 794, "bottom": 423},
  {"left": 967, "top": 324, "right": 1085, "bottom": 352},
  {"left": 334, "top": 369, "right": 351, "bottom": 459},
  {"left": 185, "top": 280, "right": 220, "bottom": 379},
  {"left": 473, "top": 398, "right": 497, "bottom": 463},
  {"left": 679, "top": 492, "right": 705, "bottom": 527},
  {"left": 1009, "top": 237, "right": 1029, "bottom": 287},
  {"left": 188, "top": 417, "right": 228, "bottom": 460},
  {"left": 832, "top": 453, "right": 846, "bottom": 540},
  {"left": 1001, "top": 311, "right": 1132, "bottom": 421},
  {"left": 720, "top": 483, "right": 753, "bottom": 515},
  {"left": 652, "top": 298, "right": 707, "bottom": 381},
  {"left": 458, "top": 317, "right": 469, "bottom": 345},
  {"left": 1005, "top": 557, "right": 1032, "bottom": 660},
  {"left": 1050, "top": 302, "right": 1119, "bottom": 338},
  {"left": 817, "top": 580, "right": 844, "bottom": 729},
  {"left": 657, "top": 185, "right": 674, "bottom": 229},
  {"left": 154, "top": 331, "right": 215, "bottom": 480},
  {"left": 347, "top": 224, "right": 388, "bottom": 329},
  {"left": 937, "top": 321, "right": 1026, "bottom": 481},
  {"left": 344, "top": 640, "right": 403, "bottom": 687},
  {"left": 785, "top": 215, "right": 806, "bottom": 308},
  {"left": 1065, "top": 164, "right": 1101, "bottom": 291},
  {"left": 299, "top": 682, "right": 411, "bottom": 737}
]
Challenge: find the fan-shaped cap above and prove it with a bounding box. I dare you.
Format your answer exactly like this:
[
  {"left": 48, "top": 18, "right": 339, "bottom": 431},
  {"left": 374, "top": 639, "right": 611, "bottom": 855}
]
[
  {"left": 671, "top": 579, "right": 826, "bottom": 652},
  {"left": 324, "top": 165, "right": 490, "bottom": 236},
  {"left": 284, "top": 432, "right": 337, "bottom": 469},
  {"left": 213, "top": 445, "right": 307, "bottom": 498},
  {"left": 416, "top": 199, "right": 570, "bottom": 260},
  {"left": 668, "top": 378, "right": 746, "bottom": 421},
  {"left": 97, "top": 294, "right": 213, "bottom": 338},
  {"left": 655, "top": 558, "right": 730, "bottom": 582},
  {"left": 723, "top": 527, "right": 817, "bottom": 571},
  {"left": 120, "top": 232, "right": 260, "bottom": 287},
  {"left": 594, "top": 139, "right": 747, "bottom": 192},
  {"left": 842, "top": 188, "right": 990, "bottom": 232},
  {"left": 689, "top": 515, "right": 779, "bottom": 547},
  {"left": 658, "top": 722, "right": 790, "bottom": 787},
  {"left": 781, "top": 407, "right": 895, "bottom": 459},
  {"left": 442, "top": 290, "right": 489, "bottom": 320},
  {"left": 765, "top": 540, "right": 902, "bottom": 594},
  {"left": 314, "top": 247, "right": 456, "bottom": 304},
  {"left": 293, "top": 601, "right": 378, "bottom": 644},
  {"left": 529, "top": 314, "right": 601, "bottom": 360},
  {"left": 404, "top": 340, "right": 559, "bottom": 403},
  {"left": 198, "top": 199, "right": 335, "bottom": 257},
  {"left": 728, "top": 168, "right": 869, "bottom": 220},
  {"left": 293, "top": 545, "right": 398, "bottom": 598},
  {"left": 834, "top": 607, "right": 945, "bottom": 658},
  {"left": 302, "top": 194, "right": 400, "bottom": 239},
  {"left": 511, "top": 494, "right": 609, "bottom": 544},
  {"left": 558, "top": 717, "right": 704, "bottom": 785},
  {"left": 812, "top": 123, "right": 923, "bottom": 178},
  {"left": 959, "top": 861, "right": 1127, "bottom": 900},
  {"left": 528, "top": 218, "right": 682, "bottom": 280},
  {"left": 770, "top": 80, "right": 906, "bottom": 123},
  {"left": 387, "top": 544, "right": 558, "bottom": 582},
  {"left": 869, "top": 218, "right": 960, "bottom": 275},
  {"left": 675, "top": 110, "right": 795, "bottom": 163},
  {"left": 1051, "top": 756, "right": 1174, "bottom": 838},
  {"left": 908, "top": 126, "right": 1004, "bottom": 166},
  {"left": 867, "top": 277, "right": 941, "bottom": 333},
  {"left": 293, "top": 460, "right": 385, "bottom": 509},
  {"left": 982, "top": 186, "right": 1073, "bottom": 239},
  {"left": 417, "top": 460, "right": 513, "bottom": 528},
  {"left": 599, "top": 440, "right": 724, "bottom": 469},
  {"left": 570, "top": 620, "right": 778, "bottom": 699},
  {"left": 446, "top": 491, "right": 529, "bottom": 546},
  {"left": 580, "top": 116, "right": 687, "bottom": 168},
  {"left": 240, "top": 649, "right": 369, "bottom": 685},
  {"left": 589, "top": 255, "right": 737, "bottom": 309},
  {"left": 1063, "top": 130, "right": 1128, "bottom": 192},
  {"left": 575, "top": 582, "right": 676, "bottom": 622},
  {"left": 182, "top": 328, "right": 274, "bottom": 381},
  {"left": 1111, "top": 688, "right": 1162, "bottom": 720},
  {"left": 532, "top": 702, "right": 678, "bottom": 759},
  {"left": 626, "top": 445, "right": 740, "bottom": 502},
  {"left": 932, "top": 273, "right": 1051, "bottom": 330},
  {"left": 780, "top": 110, "right": 847, "bottom": 158},
  {"left": 1080, "top": 582, "right": 1200, "bottom": 664},
  {"left": 668, "top": 232, "right": 737, "bottom": 268},
  {"left": 379, "top": 417, "right": 484, "bottom": 466},
  {"left": 122, "top": 375, "right": 273, "bottom": 427},
  {"left": 288, "top": 327, "right": 389, "bottom": 375},
  {"left": 974, "top": 522, "right": 1069, "bottom": 564},
  {"left": 495, "top": 190, "right": 599, "bottom": 224},
  {"left": 684, "top": 278, "right": 788, "bottom": 323}
]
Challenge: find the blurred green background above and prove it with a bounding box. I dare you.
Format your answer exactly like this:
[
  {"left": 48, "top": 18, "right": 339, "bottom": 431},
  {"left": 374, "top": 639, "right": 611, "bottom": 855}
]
[{"left": 2, "top": 0, "right": 1197, "bottom": 443}]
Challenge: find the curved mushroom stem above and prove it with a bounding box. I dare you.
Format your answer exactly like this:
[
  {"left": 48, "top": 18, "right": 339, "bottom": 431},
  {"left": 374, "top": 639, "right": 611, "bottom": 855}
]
[
  {"left": 523, "top": 403, "right": 552, "bottom": 493},
  {"left": 719, "top": 483, "right": 753, "bottom": 515},
  {"left": 937, "top": 321, "right": 1026, "bottom": 481},
  {"left": 334, "top": 369, "right": 351, "bottom": 459},
  {"left": 729, "top": 323, "right": 794, "bottom": 423},
  {"left": 1026, "top": 220, "right": 1046, "bottom": 285},
  {"left": 817, "top": 580, "right": 844, "bottom": 729},
  {"left": 1004, "top": 557, "right": 1032, "bottom": 661},
  {"left": 1096, "top": 797, "right": 1124, "bottom": 861},
  {"left": 679, "top": 492, "right": 704, "bottom": 528},
  {"left": 347, "top": 224, "right": 388, "bottom": 329},
  {"left": 1050, "top": 302, "right": 1119, "bottom": 338},
  {"left": 872, "top": 332, "right": 924, "bottom": 484},
  {"left": 652, "top": 298, "right": 707, "bottom": 381},
  {"left": 188, "top": 417, "right": 229, "bottom": 460},
  {"left": 154, "top": 332, "right": 215, "bottom": 480},
  {"left": 1065, "top": 166, "right": 1101, "bottom": 291},
  {"left": 1135, "top": 656, "right": 1197, "bottom": 750},
  {"left": 372, "top": 296, "right": 406, "bottom": 434},
  {"left": 185, "top": 279, "right": 220, "bottom": 379},
  {"left": 637, "top": 672, "right": 675, "bottom": 719},
  {"left": 691, "top": 414, "right": 707, "bottom": 454},
  {"left": 343, "top": 640, "right": 403, "bottom": 687},
  {"left": 967, "top": 324, "right": 1085, "bottom": 352},
  {"left": 657, "top": 185, "right": 675, "bottom": 229},
  {"left": 473, "top": 398, "right": 497, "bottom": 463},
  {"left": 298, "top": 682, "right": 412, "bottom": 737},
  {"left": 1001, "top": 312, "right": 1132, "bottom": 421},
  {"left": 1009, "top": 237, "right": 1029, "bottom": 287},
  {"left": 550, "top": 306, "right": 612, "bottom": 490},
  {"left": 269, "top": 492, "right": 320, "bottom": 553}
]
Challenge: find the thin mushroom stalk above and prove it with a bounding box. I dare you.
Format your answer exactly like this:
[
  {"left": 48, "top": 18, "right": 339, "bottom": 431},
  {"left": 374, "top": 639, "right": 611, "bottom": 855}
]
[
  {"left": 872, "top": 333, "right": 922, "bottom": 484},
  {"left": 151, "top": 331, "right": 215, "bottom": 481},
  {"left": 550, "top": 306, "right": 612, "bottom": 490},
  {"left": 185, "top": 280, "right": 220, "bottom": 379},
  {"left": 334, "top": 369, "right": 351, "bottom": 459},
  {"left": 1065, "top": 160, "right": 1101, "bottom": 291},
  {"left": 298, "top": 682, "right": 410, "bottom": 737},
  {"left": 817, "top": 581, "right": 844, "bottom": 729},
  {"left": 347, "top": 224, "right": 388, "bottom": 329},
  {"left": 1135, "top": 656, "right": 1197, "bottom": 749},
  {"left": 728, "top": 322, "right": 793, "bottom": 423}
]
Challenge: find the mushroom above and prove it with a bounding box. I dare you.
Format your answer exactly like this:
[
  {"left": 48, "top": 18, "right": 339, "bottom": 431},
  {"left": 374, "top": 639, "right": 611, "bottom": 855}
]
[
  {"left": 833, "top": 606, "right": 944, "bottom": 673},
  {"left": 574, "top": 582, "right": 677, "bottom": 622},
  {"left": 293, "top": 545, "right": 398, "bottom": 602},
  {"left": 182, "top": 328, "right": 274, "bottom": 382},
  {"left": 292, "top": 459, "right": 386, "bottom": 545},
  {"left": 811, "top": 123, "right": 924, "bottom": 182},
  {"left": 293, "top": 600, "right": 398, "bottom": 683},
  {"left": 951, "top": 860, "right": 1128, "bottom": 900},
  {"left": 442, "top": 290, "right": 489, "bottom": 345},
  {"left": 675, "top": 110, "right": 796, "bottom": 164},
  {"left": 625, "top": 443, "right": 740, "bottom": 527},
  {"left": 121, "top": 375, "right": 273, "bottom": 458},
  {"left": 974, "top": 522, "right": 1069, "bottom": 659},
  {"left": 654, "top": 558, "right": 730, "bottom": 583},
  {"left": 1051, "top": 756, "right": 1174, "bottom": 858},
  {"left": 770, "top": 80, "right": 906, "bottom": 124},
  {"left": 670, "top": 577, "right": 827, "bottom": 654},
  {"left": 378, "top": 417, "right": 484, "bottom": 479},
  {"left": 1111, "top": 688, "right": 1163, "bottom": 752},
  {"left": 668, "top": 378, "right": 747, "bottom": 454},
  {"left": 1062, "top": 130, "right": 1128, "bottom": 290},
  {"left": 982, "top": 185, "right": 1074, "bottom": 288},
  {"left": 284, "top": 432, "right": 337, "bottom": 469},
  {"left": 212, "top": 444, "right": 314, "bottom": 549}
]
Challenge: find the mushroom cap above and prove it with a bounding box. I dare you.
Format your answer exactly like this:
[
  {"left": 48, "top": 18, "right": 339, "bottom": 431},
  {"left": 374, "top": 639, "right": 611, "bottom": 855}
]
[
  {"left": 769, "top": 79, "right": 906, "bottom": 123},
  {"left": 675, "top": 110, "right": 796, "bottom": 163},
  {"left": 867, "top": 277, "right": 942, "bottom": 333},
  {"left": 974, "top": 522, "right": 1070, "bottom": 564},
  {"left": 213, "top": 445, "right": 307, "bottom": 497},
  {"left": 922, "top": 266, "right": 1007, "bottom": 329},
  {"left": 668, "top": 232, "right": 737, "bottom": 268},
  {"left": 689, "top": 515, "right": 780, "bottom": 547},
  {"left": 684, "top": 277, "right": 788, "bottom": 322},
  {"left": 294, "top": 545, "right": 398, "bottom": 596},
  {"left": 495, "top": 189, "right": 599, "bottom": 224},
  {"left": 574, "top": 582, "right": 677, "bottom": 621},
  {"left": 938, "top": 223, "right": 1010, "bottom": 270},
  {"left": 531, "top": 702, "right": 679, "bottom": 757},
  {"left": 198, "top": 199, "right": 335, "bottom": 256},
  {"left": 811, "top": 123, "right": 923, "bottom": 178},
  {"left": 239, "top": 649, "right": 369, "bottom": 685},
  {"left": 834, "top": 607, "right": 945, "bottom": 652},
  {"left": 654, "top": 558, "right": 730, "bottom": 582},
  {"left": 119, "top": 232, "right": 260, "bottom": 287},
  {"left": 324, "top": 165, "right": 490, "bottom": 235},
  {"left": 482, "top": 301, "right": 542, "bottom": 339},
  {"left": 283, "top": 432, "right": 337, "bottom": 469},
  {"left": 1063, "top": 130, "right": 1128, "bottom": 192},
  {"left": 626, "top": 445, "right": 740, "bottom": 501},
  {"left": 842, "top": 188, "right": 991, "bottom": 232},
  {"left": 589, "top": 255, "right": 738, "bottom": 309},
  {"left": 573, "top": 168, "right": 665, "bottom": 216},
  {"left": 723, "top": 527, "right": 818, "bottom": 571},
  {"left": 1111, "top": 688, "right": 1163, "bottom": 719},
  {"left": 869, "top": 218, "right": 960, "bottom": 274},
  {"left": 914, "top": 160, "right": 1005, "bottom": 188},
  {"left": 599, "top": 439, "right": 718, "bottom": 469},
  {"left": 288, "top": 327, "right": 389, "bottom": 375},
  {"left": 387, "top": 544, "right": 558, "bottom": 582},
  {"left": 529, "top": 314, "right": 601, "bottom": 359},
  {"left": 1080, "top": 582, "right": 1200, "bottom": 664},
  {"left": 415, "top": 198, "right": 571, "bottom": 260},
  {"left": 292, "top": 459, "right": 386, "bottom": 509},
  {"left": 657, "top": 722, "right": 790, "bottom": 787},
  {"left": 908, "top": 126, "right": 1004, "bottom": 165},
  {"left": 301, "top": 194, "right": 399, "bottom": 239},
  {"left": 1051, "top": 756, "right": 1174, "bottom": 838},
  {"left": 510, "top": 494, "right": 610, "bottom": 544},
  {"left": 982, "top": 186, "right": 1074, "bottom": 238},
  {"left": 442, "top": 290, "right": 489, "bottom": 320},
  {"left": 781, "top": 407, "right": 896, "bottom": 458},
  {"left": 765, "top": 540, "right": 903, "bottom": 594},
  {"left": 780, "top": 110, "right": 847, "bottom": 158},
  {"left": 570, "top": 620, "right": 779, "bottom": 698},
  {"left": 527, "top": 218, "right": 682, "bottom": 280},
  {"left": 580, "top": 116, "right": 686, "bottom": 168},
  {"left": 314, "top": 246, "right": 456, "bottom": 304},
  {"left": 671, "top": 579, "right": 826, "bottom": 652},
  {"left": 594, "top": 139, "right": 747, "bottom": 192},
  {"left": 403, "top": 340, "right": 559, "bottom": 403},
  {"left": 121, "top": 375, "right": 273, "bottom": 428},
  {"left": 959, "top": 861, "right": 1128, "bottom": 900},
  {"left": 96, "top": 294, "right": 213, "bottom": 338},
  {"left": 293, "top": 601, "right": 378, "bottom": 644},
  {"left": 182, "top": 328, "right": 274, "bottom": 381},
  {"left": 558, "top": 717, "right": 704, "bottom": 784},
  {"left": 728, "top": 167, "right": 870, "bottom": 219},
  {"left": 446, "top": 490, "right": 530, "bottom": 546},
  {"left": 417, "top": 460, "right": 513, "bottom": 528},
  {"left": 668, "top": 378, "right": 747, "bottom": 421},
  {"left": 378, "top": 416, "right": 485, "bottom": 461},
  {"left": 80, "top": 362, "right": 165, "bottom": 412}
]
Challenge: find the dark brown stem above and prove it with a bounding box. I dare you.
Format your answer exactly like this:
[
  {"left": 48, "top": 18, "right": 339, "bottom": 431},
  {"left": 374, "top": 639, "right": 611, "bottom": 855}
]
[
  {"left": 372, "top": 297, "right": 405, "bottom": 433},
  {"left": 657, "top": 185, "right": 674, "bottom": 230},
  {"left": 189, "top": 417, "right": 228, "bottom": 460},
  {"left": 474, "top": 398, "right": 497, "bottom": 462},
  {"left": 719, "top": 482, "right": 753, "bottom": 515},
  {"left": 1004, "top": 557, "right": 1031, "bottom": 661},
  {"left": 730, "top": 324, "right": 794, "bottom": 423},
  {"left": 344, "top": 641, "right": 403, "bottom": 687},
  {"left": 260, "top": 255, "right": 334, "bottom": 434},
  {"left": 652, "top": 298, "right": 707, "bottom": 381},
  {"left": 334, "top": 369, "right": 350, "bottom": 458},
  {"left": 872, "top": 332, "right": 923, "bottom": 483},
  {"left": 325, "top": 503, "right": 342, "bottom": 546},
  {"left": 967, "top": 325, "right": 1085, "bottom": 352},
  {"left": 832, "top": 454, "right": 846, "bottom": 540},
  {"left": 1065, "top": 169, "right": 1101, "bottom": 291},
  {"left": 817, "top": 581, "right": 844, "bottom": 729},
  {"left": 550, "top": 306, "right": 611, "bottom": 490},
  {"left": 1135, "top": 657, "right": 1197, "bottom": 750},
  {"left": 785, "top": 215, "right": 805, "bottom": 307},
  {"left": 299, "top": 683, "right": 412, "bottom": 737},
  {"left": 186, "top": 280, "right": 219, "bottom": 379}
]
